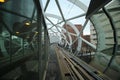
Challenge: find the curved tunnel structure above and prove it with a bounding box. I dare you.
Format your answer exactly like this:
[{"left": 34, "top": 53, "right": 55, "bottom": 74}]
[{"left": 0, "top": 0, "right": 120, "bottom": 80}]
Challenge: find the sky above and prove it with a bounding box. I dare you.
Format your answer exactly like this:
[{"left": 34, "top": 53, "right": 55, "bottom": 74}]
[{"left": 41, "top": 0, "right": 91, "bottom": 35}]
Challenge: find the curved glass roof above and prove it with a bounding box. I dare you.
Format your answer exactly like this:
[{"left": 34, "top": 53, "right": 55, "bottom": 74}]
[
  {"left": 41, "top": 0, "right": 91, "bottom": 44},
  {"left": 0, "top": 0, "right": 120, "bottom": 79}
]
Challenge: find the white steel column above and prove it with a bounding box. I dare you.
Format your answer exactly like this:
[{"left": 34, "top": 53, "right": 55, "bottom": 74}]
[{"left": 66, "top": 22, "right": 82, "bottom": 52}]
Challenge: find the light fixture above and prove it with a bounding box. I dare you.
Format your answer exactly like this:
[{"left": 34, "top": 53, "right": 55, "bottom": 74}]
[
  {"left": 35, "top": 31, "right": 38, "bottom": 34},
  {"left": 0, "top": 0, "right": 5, "bottom": 3},
  {"left": 26, "top": 36, "right": 30, "bottom": 38},
  {"left": 25, "top": 22, "right": 30, "bottom": 26},
  {"left": 16, "top": 31, "right": 20, "bottom": 34}
]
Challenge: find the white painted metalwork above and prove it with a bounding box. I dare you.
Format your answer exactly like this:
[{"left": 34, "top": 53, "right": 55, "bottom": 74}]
[
  {"left": 79, "top": 36, "right": 96, "bottom": 49},
  {"left": 66, "top": 22, "right": 82, "bottom": 52},
  {"left": 44, "top": 0, "right": 97, "bottom": 52},
  {"left": 45, "top": 14, "right": 73, "bottom": 48},
  {"left": 68, "top": 0, "right": 88, "bottom": 12}
]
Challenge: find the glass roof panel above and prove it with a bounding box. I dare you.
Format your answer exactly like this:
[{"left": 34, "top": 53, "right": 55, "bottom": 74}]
[
  {"left": 80, "top": 0, "right": 90, "bottom": 7},
  {"left": 41, "top": 0, "right": 91, "bottom": 41},
  {"left": 58, "top": 0, "right": 84, "bottom": 19},
  {"left": 45, "top": 0, "right": 61, "bottom": 17}
]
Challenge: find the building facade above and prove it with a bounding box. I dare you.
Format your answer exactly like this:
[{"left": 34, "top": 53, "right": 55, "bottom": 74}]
[{"left": 63, "top": 24, "right": 90, "bottom": 53}]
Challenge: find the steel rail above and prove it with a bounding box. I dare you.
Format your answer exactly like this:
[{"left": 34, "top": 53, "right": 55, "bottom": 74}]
[
  {"left": 59, "top": 47, "right": 104, "bottom": 80},
  {"left": 55, "top": 46, "right": 105, "bottom": 80},
  {"left": 64, "top": 54, "right": 95, "bottom": 80}
]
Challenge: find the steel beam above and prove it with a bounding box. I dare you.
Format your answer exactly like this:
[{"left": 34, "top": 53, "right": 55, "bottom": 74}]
[
  {"left": 33, "top": 0, "right": 43, "bottom": 79},
  {"left": 72, "top": 19, "right": 89, "bottom": 44},
  {"left": 55, "top": 0, "right": 66, "bottom": 21},
  {"left": 0, "top": 37, "right": 9, "bottom": 57},
  {"left": 66, "top": 22, "right": 82, "bottom": 52},
  {"left": 80, "top": 36, "right": 96, "bottom": 49},
  {"left": 68, "top": 0, "right": 88, "bottom": 12},
  {"left": 44, "top": 0, "right": 50, "bottom": 11}
]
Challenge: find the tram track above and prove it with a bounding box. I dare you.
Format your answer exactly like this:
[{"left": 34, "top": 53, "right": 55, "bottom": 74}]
[{"left": 55, "top": 46, "right": 111, "bottom": 80}]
